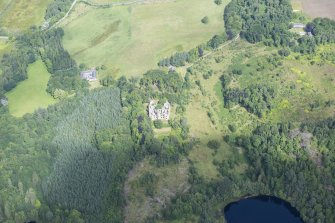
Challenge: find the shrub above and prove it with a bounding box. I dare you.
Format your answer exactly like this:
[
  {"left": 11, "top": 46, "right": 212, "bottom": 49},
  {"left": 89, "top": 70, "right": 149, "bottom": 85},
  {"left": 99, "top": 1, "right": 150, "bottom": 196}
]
[
  {"left": 278, "top": 49, "right": 290, "bottom": 57},
  {"left": 207, "top": 140, "right": 221, "bottom": 150},
  {"left": 154, "top": 120, "right": 164, "bottom": 129},
  {"left": 214, "top": 0, "right": 222, "bottom": 5},
  {"left": 228, "top": 124, "right": 237, "bottom": 132}
]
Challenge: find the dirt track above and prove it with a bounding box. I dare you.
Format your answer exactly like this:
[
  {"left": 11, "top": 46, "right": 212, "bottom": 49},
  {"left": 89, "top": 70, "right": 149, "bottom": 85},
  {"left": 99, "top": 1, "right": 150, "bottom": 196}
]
[{"left": 301, "top": 0, "right": 335, "bottom": 20}]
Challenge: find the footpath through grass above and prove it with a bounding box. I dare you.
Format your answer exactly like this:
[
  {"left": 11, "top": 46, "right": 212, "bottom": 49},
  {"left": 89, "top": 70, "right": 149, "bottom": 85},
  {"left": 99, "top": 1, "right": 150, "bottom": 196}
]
[{"left": 6, "top": 60, "right": 57, "bottom": 117}]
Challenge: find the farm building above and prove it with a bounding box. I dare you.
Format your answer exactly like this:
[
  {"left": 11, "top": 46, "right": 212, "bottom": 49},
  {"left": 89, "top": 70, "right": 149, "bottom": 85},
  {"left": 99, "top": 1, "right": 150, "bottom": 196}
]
[
  {"left": 292, "top": 23, "right": 306, "bottom": 29},
  {"left": 148, "top": 100, "right": 171, "bottom": 120},
  {"left": 80, "top": 68, "right": 97, "bottom": 81}
]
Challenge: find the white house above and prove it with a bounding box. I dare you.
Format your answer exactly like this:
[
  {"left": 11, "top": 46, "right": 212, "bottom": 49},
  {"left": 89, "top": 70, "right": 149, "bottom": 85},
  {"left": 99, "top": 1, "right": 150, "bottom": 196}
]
[{"left": 80, "top": 68, "right": 97, "bottom": 81}]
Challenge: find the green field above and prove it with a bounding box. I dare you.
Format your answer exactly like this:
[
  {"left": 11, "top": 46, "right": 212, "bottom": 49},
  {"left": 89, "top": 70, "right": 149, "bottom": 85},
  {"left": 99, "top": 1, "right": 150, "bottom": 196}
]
[
  {"left": 5, "top": 60, "right": 57, "bottom": 117},
  {"left": 0, "top": 0, "right": 52, "bottom": 31},
  {"left": 62, "top": 0, "right": 227, "bottom": 77}
]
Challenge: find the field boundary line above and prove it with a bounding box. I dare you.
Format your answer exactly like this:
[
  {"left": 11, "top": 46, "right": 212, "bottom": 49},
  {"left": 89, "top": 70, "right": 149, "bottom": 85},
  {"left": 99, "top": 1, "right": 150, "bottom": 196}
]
[
  {"left": 179, "top": 34, "right": 240, "bottom": 71},
  {"left": 80, "top": 0, "right": 173, "bottom": 8},
  {"left": 203, "top": 34, "right": 240, "bottom": 59}
]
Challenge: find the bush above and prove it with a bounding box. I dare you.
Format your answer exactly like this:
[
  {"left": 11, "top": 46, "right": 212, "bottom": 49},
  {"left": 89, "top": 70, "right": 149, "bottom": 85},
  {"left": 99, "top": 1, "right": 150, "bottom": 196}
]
[
  {"left": 214, "top": 0, "right": 222, "bottom": 5},
  {"left": 201, "top": 16, "right": 209, "bottom": 24},
  {"left": 228, "top": 124, "right": 237, "bottom": 132},
  {"left": 207, "top": 140, "right": 220, "bottom": 150},
  {"left": 278, "top": 49, "right": 290, "bottom": 57}
]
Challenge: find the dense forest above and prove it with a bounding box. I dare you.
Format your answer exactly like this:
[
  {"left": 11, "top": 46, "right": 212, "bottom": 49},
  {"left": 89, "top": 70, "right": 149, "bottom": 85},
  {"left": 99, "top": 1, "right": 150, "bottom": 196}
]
[
  {"left": 224, "top": 0, "right": 293, "bottom": 44},
  {"left": 0, "top": 40, "right": 35, "bottom": 96},
  {"left": 223, "top": 84, "right": 276, "bottom": 118},
  {"left": 307, "top": 18, "right": 335, "bottom": 44},
  {"left": 224, "top": 0, "right": 335, "bottom": 53}
]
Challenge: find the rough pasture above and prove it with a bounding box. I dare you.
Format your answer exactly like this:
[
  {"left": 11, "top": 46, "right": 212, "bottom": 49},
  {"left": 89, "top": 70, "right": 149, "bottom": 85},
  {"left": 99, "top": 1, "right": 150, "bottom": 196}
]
[{"left": 0, "top": 0, "right": 52, "bottom": 31}]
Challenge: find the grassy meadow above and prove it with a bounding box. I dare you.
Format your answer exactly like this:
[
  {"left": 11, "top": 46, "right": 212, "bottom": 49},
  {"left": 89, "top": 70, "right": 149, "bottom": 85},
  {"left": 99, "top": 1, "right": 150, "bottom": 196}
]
[
  {"left": 0, "top": 0, "right": 52, "bottom": 31},
  {"left": 5, "top": 60, "right": 57, "bottom": 117},
  {"left": 184, "top": 41, "right": 256, "bottom": 180},
  {"left": 62, "top": 0, "right": 227, "bottom": 77}
]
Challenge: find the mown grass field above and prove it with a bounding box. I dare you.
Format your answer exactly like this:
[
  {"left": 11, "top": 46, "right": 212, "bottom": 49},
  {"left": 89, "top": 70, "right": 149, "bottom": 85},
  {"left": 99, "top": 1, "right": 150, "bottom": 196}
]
[
  {"left": 0, "top": 0, "right": 52, "bottom": 31},
  {"left": 62, "top": 0, "right": 228, "bottom": 77},
  {"left": 291, "top": 0, "right": 335, "bottom": 19},
  {"left": 5, "top": 60, "right": 57, "bottom": 117}
]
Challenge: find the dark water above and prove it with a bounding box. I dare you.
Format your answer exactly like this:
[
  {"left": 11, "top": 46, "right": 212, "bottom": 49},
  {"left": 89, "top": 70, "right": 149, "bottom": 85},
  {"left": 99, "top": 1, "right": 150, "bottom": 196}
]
[{"left": 224, "top": 195, "right": 304, "bottom": 223}]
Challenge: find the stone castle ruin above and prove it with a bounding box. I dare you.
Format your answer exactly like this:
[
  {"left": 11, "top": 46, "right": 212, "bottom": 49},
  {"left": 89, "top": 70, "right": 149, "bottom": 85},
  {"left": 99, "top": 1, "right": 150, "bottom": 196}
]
[{"left": 148, "top": 100, "right": 170, "bottom": 120}]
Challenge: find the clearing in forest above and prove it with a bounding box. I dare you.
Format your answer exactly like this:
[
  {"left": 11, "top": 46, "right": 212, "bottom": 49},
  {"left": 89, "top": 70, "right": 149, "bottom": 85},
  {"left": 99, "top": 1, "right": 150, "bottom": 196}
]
[
  {"left": 62, "top": 0, "right": 228, "bottom": 77},
  {"left": 5, "top": 60, "right": 57, "bottom": 117},
  {"left": 124, "top": 158, "right": 189, "bottom": 222}
]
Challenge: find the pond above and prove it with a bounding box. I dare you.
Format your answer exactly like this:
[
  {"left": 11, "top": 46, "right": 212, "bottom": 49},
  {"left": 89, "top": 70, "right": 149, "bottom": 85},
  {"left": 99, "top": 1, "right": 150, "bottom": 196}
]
[{"left": 224, "top": 195, "right": 304, "bottom": 223}]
